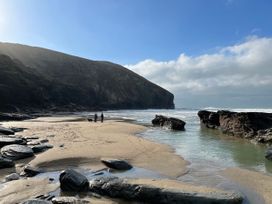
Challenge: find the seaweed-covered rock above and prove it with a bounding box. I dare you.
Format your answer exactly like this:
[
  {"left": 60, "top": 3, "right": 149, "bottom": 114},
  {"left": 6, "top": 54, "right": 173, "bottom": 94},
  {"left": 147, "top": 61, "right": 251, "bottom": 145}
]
[
  {"left": 59, "top": 169, "right": 89, "bottom": 192},
  {"left": 101, "top": 159, "right": 132, "bottom": 170},
  {"left": 1, "top": 144, "right": 34, "bottom": 160}
]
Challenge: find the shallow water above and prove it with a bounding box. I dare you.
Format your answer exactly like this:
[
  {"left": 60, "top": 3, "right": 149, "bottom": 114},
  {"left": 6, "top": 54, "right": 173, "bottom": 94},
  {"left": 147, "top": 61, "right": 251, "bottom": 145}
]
[{"left": 83, "top": 108, "right": 272, "bottom": 175}]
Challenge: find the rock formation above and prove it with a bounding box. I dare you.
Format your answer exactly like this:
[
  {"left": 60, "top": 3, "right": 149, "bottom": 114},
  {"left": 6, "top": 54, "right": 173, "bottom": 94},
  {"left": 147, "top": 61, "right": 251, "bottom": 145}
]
[{"left": 152, "top": 115, "right": 186, "bottom": 130}]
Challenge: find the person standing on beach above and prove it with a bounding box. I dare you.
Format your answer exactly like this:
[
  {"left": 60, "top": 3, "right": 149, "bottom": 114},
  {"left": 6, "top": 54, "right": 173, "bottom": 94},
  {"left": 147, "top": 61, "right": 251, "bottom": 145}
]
[
  {"left": 94, "top": 113, "right": 98, "bottom": 122},
  {"left": 101, "top": 113, "right": 104, "bottom": 123}
]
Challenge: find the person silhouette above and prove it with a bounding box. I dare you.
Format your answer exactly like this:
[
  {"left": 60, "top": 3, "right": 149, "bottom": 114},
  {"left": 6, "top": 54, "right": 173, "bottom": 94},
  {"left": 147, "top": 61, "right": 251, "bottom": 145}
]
[
  {"left": 101, "top": 113, "right": 104, "bottom": 123},
  {"left": 94, "top": 113, "right": 98, "bottom": 122}
]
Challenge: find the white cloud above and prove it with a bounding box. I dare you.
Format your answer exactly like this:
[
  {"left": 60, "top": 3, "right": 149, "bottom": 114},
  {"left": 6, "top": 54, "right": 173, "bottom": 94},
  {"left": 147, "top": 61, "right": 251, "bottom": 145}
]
[{"left": 125, "top": 36, "right": 272, "bottom": 108}]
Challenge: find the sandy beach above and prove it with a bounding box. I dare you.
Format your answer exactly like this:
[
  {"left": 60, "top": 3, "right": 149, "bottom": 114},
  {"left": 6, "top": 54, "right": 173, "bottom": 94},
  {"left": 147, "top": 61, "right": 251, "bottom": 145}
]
[{"left": 0, "top": 116, "right": 272, "bottom": 203}]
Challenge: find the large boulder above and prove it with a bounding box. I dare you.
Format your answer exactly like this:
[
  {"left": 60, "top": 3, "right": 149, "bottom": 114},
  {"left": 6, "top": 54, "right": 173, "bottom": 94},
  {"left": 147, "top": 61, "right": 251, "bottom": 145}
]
[
  {"left": 59, "top": 169, "right": 89, "bottom": 192},
  {"left": 101, "top": 159, "right": 133, "bottom": 170},
  {"left": 0, "top": 113, "right": 33, "bottom": 121},
  {"left": 198, "top": 110, "right": 272, "bottom": 144},
  {"left": 0, "top": 156, "right": 15, "bottom": 168},
  {"left": 152, "top": 115, "right": 186, "bottom": 131},
  {"left": 0, "top": 135, "right": 26, "bottom": 147},
  {"left": 0, "top": 126, "right": 15, "bottom": 135},
  {"left": 90, "top": 177, "right": 243, "bottom": 204},
  {"left": 1, "top": 144, "right": 34, "bottom": 160}
]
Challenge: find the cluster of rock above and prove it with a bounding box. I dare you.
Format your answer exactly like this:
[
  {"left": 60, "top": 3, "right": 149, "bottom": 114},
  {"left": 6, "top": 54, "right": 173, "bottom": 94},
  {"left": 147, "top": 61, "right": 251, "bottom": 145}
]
[
  {"left": 152, "top": 115, "right": 186, "bottom": 131},
  {"left": 0, "top": 125, "right": 53, "bottom": 170},
  {"left": 198, "top": 110, "right": 272, "bottom": 144},
  {"left": 0, "top": 113, "right": 34, "bottom": 121},
  {"left": 198, "top": 110, "right": 272, "bottom": 161}
]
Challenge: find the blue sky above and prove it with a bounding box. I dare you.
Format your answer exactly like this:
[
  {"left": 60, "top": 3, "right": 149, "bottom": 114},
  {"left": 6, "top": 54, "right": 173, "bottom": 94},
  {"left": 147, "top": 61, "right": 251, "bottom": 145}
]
[
  {"left": 0, "top": 0, "right": 271, "bottom": 64},
  {"left": 1, "top": 0, "right": 272, "bottom": 108}
]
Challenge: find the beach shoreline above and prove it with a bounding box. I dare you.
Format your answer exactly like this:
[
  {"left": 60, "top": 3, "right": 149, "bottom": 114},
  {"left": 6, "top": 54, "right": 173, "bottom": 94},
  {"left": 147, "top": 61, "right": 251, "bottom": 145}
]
[{"left": 0, "top": 115, "right": 271, "bottom": 203}]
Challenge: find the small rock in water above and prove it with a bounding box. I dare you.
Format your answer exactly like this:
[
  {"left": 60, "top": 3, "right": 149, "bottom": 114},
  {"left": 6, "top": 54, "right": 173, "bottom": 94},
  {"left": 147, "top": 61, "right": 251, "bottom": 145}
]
[
  {"left": 1, "top": 144, "right": 34, "bottom": 160},
  {"left": 265, "top": 147, "right": 272, "bottom": 160},
  {"left": 32, "top": 144, "right": 53, "bottom": 153},
  {"left": 52, "top": 196, "right": 90, "bottom": 204},
  {"left": 21, "top": 165, "right": 42, "bottom": 177},
  {"left": 101, "top": 158, "right": 133, "bottom": 170},
  {"left": 21, "top": 199, "right": 52, "bottom": 204},
  {"left": 0, "top": 156, "right": 15, "bottom": 169},
  {"left": 59, "top": 169, "right": 89, "bottom": 192},
  {"left": 5, "top": 173, "right": 20, "bottom": 181}
]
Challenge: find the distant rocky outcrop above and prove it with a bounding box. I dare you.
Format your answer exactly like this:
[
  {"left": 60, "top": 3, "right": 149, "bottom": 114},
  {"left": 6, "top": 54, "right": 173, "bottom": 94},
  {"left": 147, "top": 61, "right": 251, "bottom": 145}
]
[
  {"left": 152, "top": 115, "right": 186, "bottom": 130},
  {"left": 198, "top": 110, "right": 272, "bottom": 144},
  {"left": 0, "top": 42, "right": 174, "bottom": 112}
]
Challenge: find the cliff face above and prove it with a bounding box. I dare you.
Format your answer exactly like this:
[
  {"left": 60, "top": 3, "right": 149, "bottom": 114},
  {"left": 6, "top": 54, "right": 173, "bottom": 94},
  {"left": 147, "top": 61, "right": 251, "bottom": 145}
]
[{"left": 0, "top": 43, "right": 174, "bottom": 112}]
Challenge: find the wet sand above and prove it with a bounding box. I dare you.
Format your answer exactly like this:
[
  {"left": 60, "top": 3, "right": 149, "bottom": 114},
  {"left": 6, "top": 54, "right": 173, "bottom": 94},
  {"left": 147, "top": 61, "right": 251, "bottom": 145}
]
[
  {"left": 1, "top": 116, "right": 272, "bottom": 203},
  {"left": 1, "top": 116, "right": 188, "bottom": 178},
  {"left": 223, "top": 168, "right": 272, "bottom": 204}
]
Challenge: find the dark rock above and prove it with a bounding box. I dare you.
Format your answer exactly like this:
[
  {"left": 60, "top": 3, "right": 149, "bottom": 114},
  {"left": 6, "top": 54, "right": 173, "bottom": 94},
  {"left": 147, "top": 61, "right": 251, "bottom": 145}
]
[
  {"left": 198, "top": 110, "right": 272, "bottom": 144},
  {"left": 21, "top": 199, "right": 52, "bottom": 204},
  {"left": 21, "top": 165, "right": 42, "bottom": 177},
  {"left": 265, "top": 147, "right": 272, "bottom": 161},
  {"left": 10, "top": 127, "right": 28, "bottom": 133},
  {"left": 32, "top": 144, "right": 53, "bottom": 153},
  {"left": 40, "top": 139, "right": 49, "bottom": 143},
  {"left": 152, "top": 115, "right": 186, "bottom": 131},
  {"left": 0, "top": 113, "right": 33, "bottom": 121},
  {"left": 0, "top": 156, "right": 15, "bottom": 168},
  {"left": 0, "top": 126, "right": 14, "bottom": 135},
  {"left": 90, "top": 177, "right": 243, "bottom": 204},
  {"left": 101, "top": 159, "right": 133, "bottom": 170},
  {"left": 5, "top": 173, "right": 20, "bottom": 181},
  {"left": 0, "top": 135, "right": 26, "bottom": 147},
  {"left": 59, "top": 169, "right": 89, "bottom": 192},
  {"left": 52, "top": 196, "right": 90, "bottom": 204},
  {"left": 1, "top": 144, "right": 34, "bottom": 160}
]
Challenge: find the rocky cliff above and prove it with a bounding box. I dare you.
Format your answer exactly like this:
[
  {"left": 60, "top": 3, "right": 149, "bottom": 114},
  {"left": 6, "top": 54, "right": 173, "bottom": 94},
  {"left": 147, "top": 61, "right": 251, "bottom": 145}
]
[
  {"left": 0, "top": 42, "right": 174, "bottom": 112},
  {"left": 198, "top": 110, "right": 272, "bottom": 144}
]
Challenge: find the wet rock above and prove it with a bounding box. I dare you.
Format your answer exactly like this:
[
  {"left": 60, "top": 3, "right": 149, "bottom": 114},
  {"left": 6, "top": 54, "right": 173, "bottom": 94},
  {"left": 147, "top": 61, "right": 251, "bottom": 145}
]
[
  {"left": 5, "top": 173, "right": 20, "bottom": 181},
  {"left": 0, "top": 156, "right": 15, "bottom": 168},
  {"left": 40, "top": 139, "right": 49, "bottom": 143},
  {"left": 152, "top": 115, "right": 186, "bottom": 131},
  {"left": 0, "top": 135, "right": 26, "bottom": 147},
  {"left": 52, "top": 196, "right": 90, "bottom": 204},
  {"left": 21, "top": 199, "right": 52, "bottom": 204},
  {"left": 24, "top": 136, "right": 40, "bottom": 140},
  {"left": 10, "top": 127, "right": 27, "bottom": 133},
  {"left": 90, "top": 177, "right": 243, "bottom": 204},
  {"left": 21, "top": 165, "right": 42, "bottom": 177},
  {"left": 101, "top": 159, "right": 132, "bottom": 170},
  {"left": 0, "top": 126, "right": 14, "bottom": 135},
  {"left": 59, "top": 169, "right": 89, "bottom": 192},
  {"left": 0, "top": 113, "right": 33, "bottom": 121},
  {"left": 1, "top": 144, "right": 34, "bottom": 160},
  {"left": 265, "top": 147, "right": 272, "bottom": 161},
  {"left": 32, "top": 144, "right": 53, "bottom": 153},
  {"left": 198, "top": 110, "right": 272, "bottom": 144}
]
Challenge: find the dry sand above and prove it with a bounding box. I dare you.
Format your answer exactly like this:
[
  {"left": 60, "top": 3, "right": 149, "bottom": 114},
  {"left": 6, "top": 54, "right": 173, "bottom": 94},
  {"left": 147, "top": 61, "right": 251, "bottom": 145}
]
[{"left": 223, "top": 168, "right": 272, "bottom": 204}]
